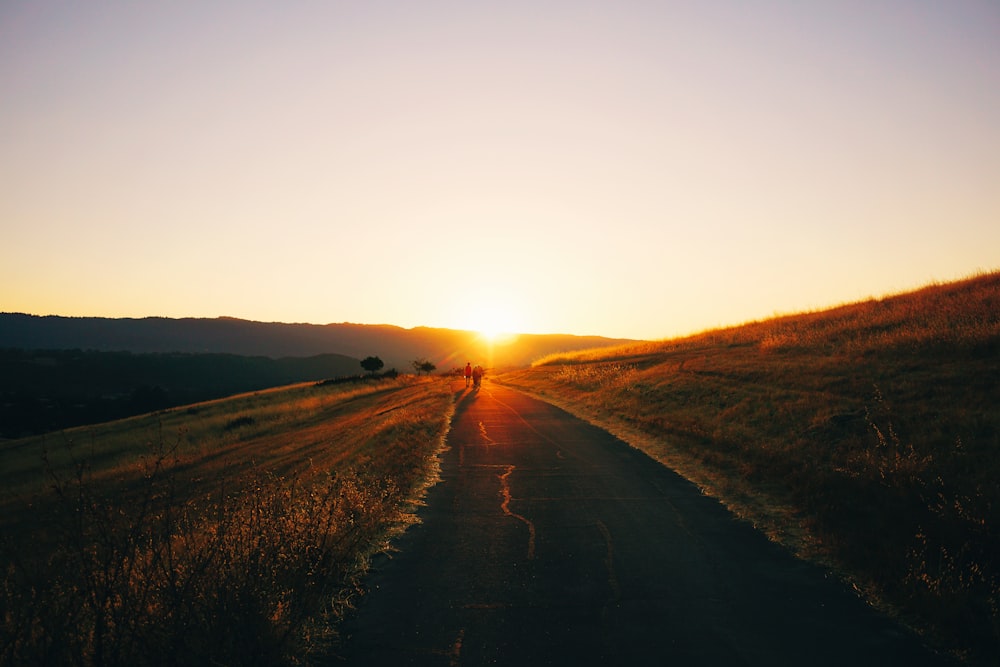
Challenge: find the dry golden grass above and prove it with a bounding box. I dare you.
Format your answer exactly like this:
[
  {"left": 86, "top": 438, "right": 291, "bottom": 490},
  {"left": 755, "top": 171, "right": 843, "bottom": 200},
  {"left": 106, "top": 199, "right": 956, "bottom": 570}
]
[
  {"left": 0, "top": 375, "right": 455, "bottom": 666},
  {"left": 499, "top": 270, "right": 1000, "bottom": 664}
]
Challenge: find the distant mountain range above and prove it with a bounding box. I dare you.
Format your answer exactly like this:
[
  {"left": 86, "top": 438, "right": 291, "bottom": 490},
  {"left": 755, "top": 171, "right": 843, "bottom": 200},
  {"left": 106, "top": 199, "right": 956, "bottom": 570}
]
[
  {"left": 0, "top": 314, "right": 639, "bottom": 371},
  {"left": 0, "top": 313, "right": 639, "bottom": 437}
]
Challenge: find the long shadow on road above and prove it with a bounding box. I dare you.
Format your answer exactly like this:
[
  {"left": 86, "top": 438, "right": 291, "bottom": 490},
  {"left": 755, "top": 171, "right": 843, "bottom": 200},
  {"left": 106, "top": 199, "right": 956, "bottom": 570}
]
[{"left": 337, "top": 381, "right": 953, "bottom": 666}]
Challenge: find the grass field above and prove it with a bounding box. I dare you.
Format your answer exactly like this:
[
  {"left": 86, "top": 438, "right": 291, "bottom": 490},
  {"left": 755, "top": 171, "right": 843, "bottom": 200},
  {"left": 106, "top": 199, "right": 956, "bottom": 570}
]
[
  {"left": 496, "top": 271, "right": 1000, "bottom": 665},
  {"left": 0, "top": 375, "right": 455, "bottom": 666}
]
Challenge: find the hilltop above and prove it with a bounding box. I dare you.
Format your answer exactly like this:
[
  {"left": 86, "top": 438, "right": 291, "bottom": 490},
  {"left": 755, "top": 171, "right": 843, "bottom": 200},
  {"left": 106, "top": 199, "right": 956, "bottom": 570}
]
[{"left": 497, "top": 270, "right": 1000, "bottom": 664}]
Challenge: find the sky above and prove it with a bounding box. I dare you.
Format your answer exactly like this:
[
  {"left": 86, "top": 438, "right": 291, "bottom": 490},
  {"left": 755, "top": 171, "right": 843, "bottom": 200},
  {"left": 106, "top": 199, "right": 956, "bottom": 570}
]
[{"left": 2, "top": 1, "right": 998, "bottom": 341}]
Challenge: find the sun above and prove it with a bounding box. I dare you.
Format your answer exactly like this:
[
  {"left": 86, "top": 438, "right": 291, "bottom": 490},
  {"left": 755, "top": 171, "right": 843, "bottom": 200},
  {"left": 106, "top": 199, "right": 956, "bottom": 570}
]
[
  {"left": 474, "top": 312, "right": 508, "bottom": 342},
  {"left": 478, "top": 321, "right": 504, "bottom": 342},
  {"left": 466, "top": 303, "right": 520, "bottom": 342}
]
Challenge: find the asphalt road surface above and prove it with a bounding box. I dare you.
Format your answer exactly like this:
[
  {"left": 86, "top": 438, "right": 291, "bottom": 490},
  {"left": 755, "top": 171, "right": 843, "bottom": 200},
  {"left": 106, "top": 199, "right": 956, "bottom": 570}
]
[{"left": 338, "top": 381, "right": 950, "bottom": 666}]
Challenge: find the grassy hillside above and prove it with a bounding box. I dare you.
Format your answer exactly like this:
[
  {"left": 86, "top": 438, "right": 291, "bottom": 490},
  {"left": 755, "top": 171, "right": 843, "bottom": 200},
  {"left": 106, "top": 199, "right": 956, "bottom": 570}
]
[
  {"left": 497, "top": 271, "right": 1000, "bottom": 664},
  {"left": 0, "top": 375, "right": 455, "bottom": 666}
]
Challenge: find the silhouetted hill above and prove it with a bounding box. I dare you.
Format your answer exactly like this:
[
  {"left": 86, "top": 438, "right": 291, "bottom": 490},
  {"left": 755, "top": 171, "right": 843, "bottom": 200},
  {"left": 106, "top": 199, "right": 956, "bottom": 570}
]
[
  {"left": 0, "top": 314, "right": 637, "bottom": 371},
  {"left": 0, "top": 348, "right": 362, "bottom": 438},
  {"left": 0, "top": 314, "right": 636, "bottom": 437}
]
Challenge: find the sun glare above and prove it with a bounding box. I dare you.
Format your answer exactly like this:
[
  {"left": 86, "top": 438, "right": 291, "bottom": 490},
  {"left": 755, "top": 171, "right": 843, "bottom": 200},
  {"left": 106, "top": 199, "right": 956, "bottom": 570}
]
[
  {"left": 466, "top": 303, "right": 520, "bottom": 342},
  {"left": 477, "top": 315, "right": 507, "bottom": 342}
]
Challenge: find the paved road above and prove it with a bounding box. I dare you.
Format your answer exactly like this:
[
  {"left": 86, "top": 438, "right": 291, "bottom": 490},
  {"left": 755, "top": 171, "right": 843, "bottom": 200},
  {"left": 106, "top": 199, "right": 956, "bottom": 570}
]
[{"left": 338, "top": 381, "right": 950, "bottom": 666}]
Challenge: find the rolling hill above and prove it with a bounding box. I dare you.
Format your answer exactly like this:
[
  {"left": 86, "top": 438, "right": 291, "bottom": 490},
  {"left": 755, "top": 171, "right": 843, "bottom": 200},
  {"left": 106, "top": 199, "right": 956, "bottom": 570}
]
[
  {"left": 0, "top": 314, "right": 636, "bottom": 371},
  {"left": 0, "top": 314, "right": 637, "bottom": 437}
]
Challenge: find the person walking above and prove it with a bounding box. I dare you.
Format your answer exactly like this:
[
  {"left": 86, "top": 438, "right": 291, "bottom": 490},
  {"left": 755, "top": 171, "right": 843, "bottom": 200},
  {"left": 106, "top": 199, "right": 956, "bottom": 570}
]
[
  {"left": 472, "top": 365, "right": 483, "bottom": 388},
  {"left": 464, "top": 362, "right": 473, "bottom": 387}
]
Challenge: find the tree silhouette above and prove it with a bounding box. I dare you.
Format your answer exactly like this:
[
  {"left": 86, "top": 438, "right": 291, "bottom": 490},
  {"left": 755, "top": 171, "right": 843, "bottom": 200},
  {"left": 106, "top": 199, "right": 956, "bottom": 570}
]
[
  {"left": 360, "top": 356, "right": 384, "bottom": 376},
  {"left": 411, "top": 358, "right": 436, "bottom": 375}
]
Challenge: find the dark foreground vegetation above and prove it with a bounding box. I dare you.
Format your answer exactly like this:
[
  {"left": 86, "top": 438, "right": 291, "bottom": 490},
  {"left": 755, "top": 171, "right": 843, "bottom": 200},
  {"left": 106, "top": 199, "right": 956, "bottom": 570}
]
[
  {"left": 499, "top": 271, "right": 1000, "bottom": 665},
  {"left": 0, "top": 375, "right": 453, "bottom": 666},
  {"left": 0, "top": 349, "right": 360, "bottom": 438}
]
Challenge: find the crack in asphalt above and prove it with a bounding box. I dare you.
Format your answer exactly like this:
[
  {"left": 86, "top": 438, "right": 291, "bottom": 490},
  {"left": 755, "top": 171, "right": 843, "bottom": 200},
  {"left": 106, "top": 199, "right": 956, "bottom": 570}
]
[
  {"left": 449, "top": 628, "right": 464, "bottom": 667},
  {"left": 499, "top": 464, "right": 536, "bottom": 560},
  {"left": 596, "top": 519, "right": 621, "bottom": 604},
  {"left": 478, "top": 420, "right": 495, "bottom": 444}
]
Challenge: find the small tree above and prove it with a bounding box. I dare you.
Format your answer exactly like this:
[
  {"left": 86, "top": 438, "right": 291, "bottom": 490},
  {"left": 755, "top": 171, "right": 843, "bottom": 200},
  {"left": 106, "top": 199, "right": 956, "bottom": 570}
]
[
  {"left": 360, "top": 356, "right": 384, "bottom": 376},
  {"left": 411, "top": 358, "right": 436, "bottom": 375}
]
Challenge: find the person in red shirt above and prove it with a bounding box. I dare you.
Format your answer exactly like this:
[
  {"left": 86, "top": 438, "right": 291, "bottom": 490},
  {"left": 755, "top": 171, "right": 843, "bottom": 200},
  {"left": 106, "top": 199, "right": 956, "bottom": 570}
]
[{"left": 464, "top": 362, "right": 473, "bottom": 387}]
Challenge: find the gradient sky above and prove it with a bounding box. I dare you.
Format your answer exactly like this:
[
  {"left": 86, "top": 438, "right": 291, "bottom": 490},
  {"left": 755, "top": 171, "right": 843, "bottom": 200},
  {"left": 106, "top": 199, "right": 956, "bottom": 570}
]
[{"left": 2, "top": 1, "right": 998, "bottom": 340}]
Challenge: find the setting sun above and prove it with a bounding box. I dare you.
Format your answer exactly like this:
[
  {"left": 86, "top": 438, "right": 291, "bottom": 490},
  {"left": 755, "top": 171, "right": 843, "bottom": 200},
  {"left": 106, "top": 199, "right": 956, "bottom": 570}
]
[{"left": 468, "top": 303, "right": 520, "bottom": 342}]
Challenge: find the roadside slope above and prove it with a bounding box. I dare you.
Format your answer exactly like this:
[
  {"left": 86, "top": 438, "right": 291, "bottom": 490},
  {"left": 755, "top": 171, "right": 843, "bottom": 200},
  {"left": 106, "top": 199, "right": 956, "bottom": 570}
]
[{"left": 496, "top": 272, "right": 1000, "bottom": 664}]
